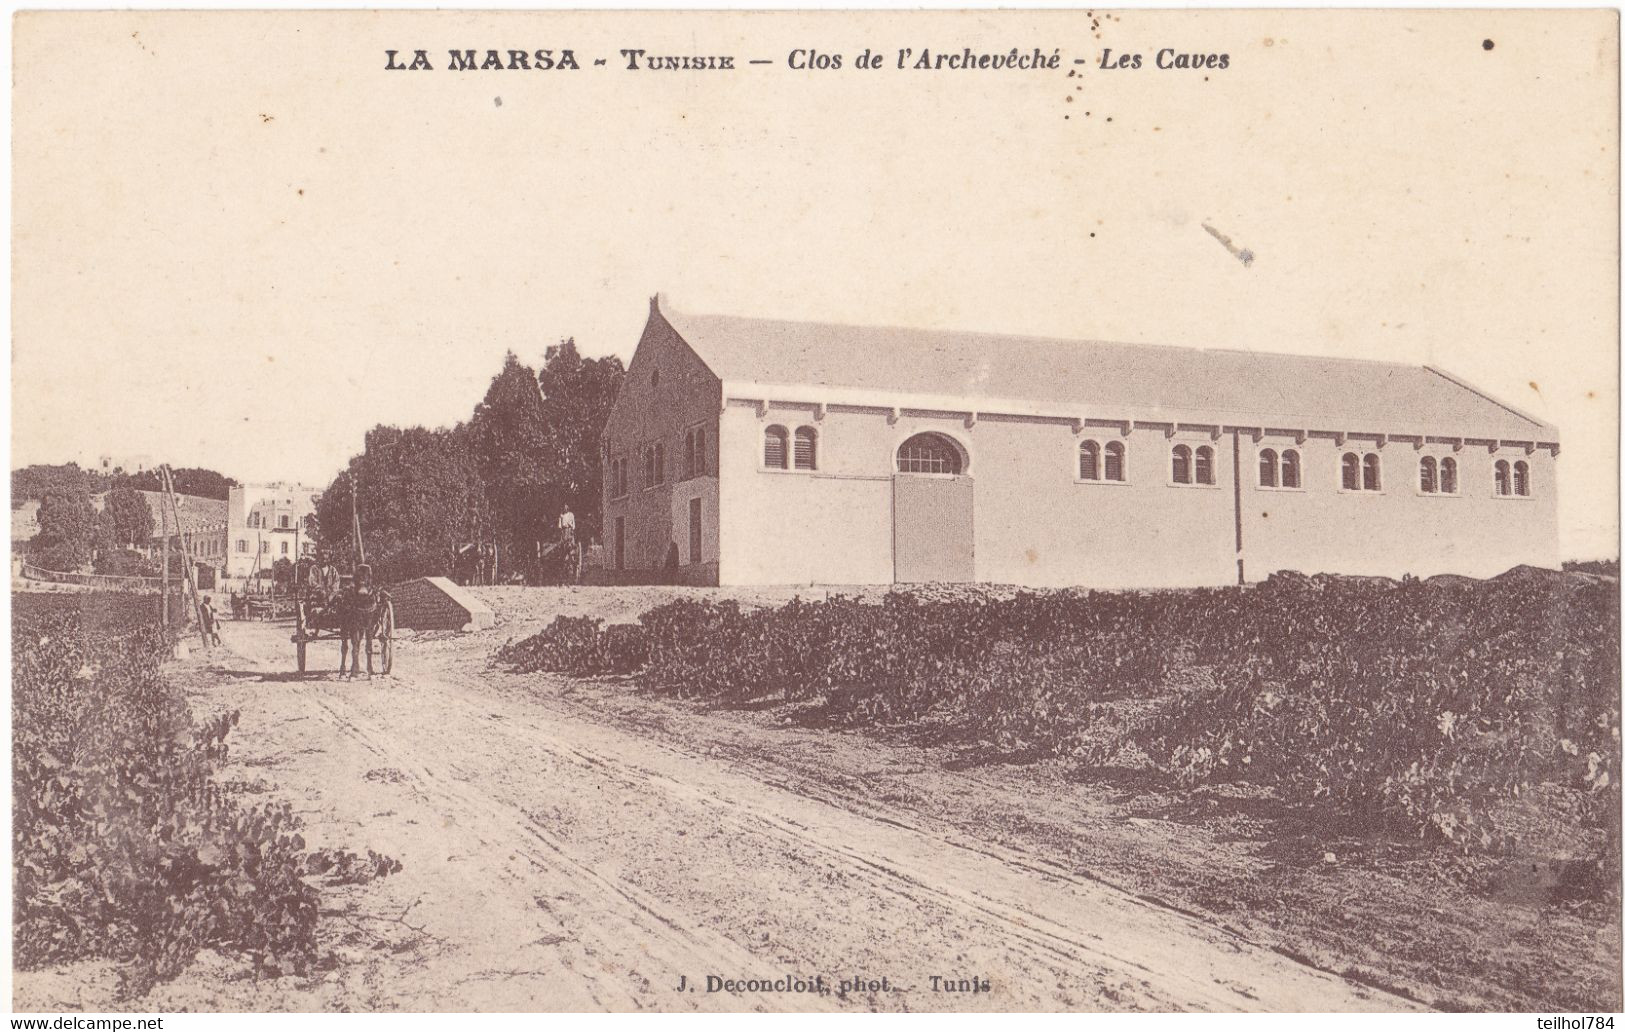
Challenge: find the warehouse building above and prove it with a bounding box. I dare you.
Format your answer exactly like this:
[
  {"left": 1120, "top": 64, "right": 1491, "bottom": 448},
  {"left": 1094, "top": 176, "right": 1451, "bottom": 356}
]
[{"left": 599, "top": 296, "right": 1559, "bottom": 588}]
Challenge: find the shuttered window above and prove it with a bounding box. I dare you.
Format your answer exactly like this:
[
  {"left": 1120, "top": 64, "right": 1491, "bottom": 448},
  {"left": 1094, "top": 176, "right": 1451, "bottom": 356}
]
[
  {"left": 763, "top": 426, "right": 788, "bottom": 469},
  {"left": 1079, "top": 440, "right": 1100, "bottom": 480},
  {"left": 794, "top": 427, "right": 817, "bottom": 470},
  {"left": 1195, "top": 446, "right": 1215, "bottom": 486},
  {"left": 1171, "top": 445, "right": 1192, "bottom": 485},
  {"left": 1104, "top": 441, "right": 1125, "bottom": 481},
  {"left": 1362, "top": 453, "right": 1381, "bottom": 491}
]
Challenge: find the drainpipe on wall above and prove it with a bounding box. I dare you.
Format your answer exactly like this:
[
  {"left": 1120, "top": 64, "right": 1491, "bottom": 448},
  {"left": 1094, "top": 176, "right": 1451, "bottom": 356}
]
[{"left": 1232, "top": 430, "right": 1245, "bottom": 585}]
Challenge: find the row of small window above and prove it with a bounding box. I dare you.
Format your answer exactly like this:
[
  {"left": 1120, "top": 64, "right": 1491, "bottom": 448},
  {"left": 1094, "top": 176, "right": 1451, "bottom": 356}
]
[
  {"left": 1077, "top": 441, "right": 1223, "bottom": 485},
  {"left": 236, "top": 539, "right": 293, "bottom": 555},
  {"left": 761, "top": 427, "right": 963, "bottom": 474},
  {"left": 246, "top": 513, "right": 295, "bottom": 530},
  {"left": 607, "top": 426, "right": 710, "bottom": 498},
  {"left": 1081, "top": 439, "right": 1533, "bottom": 497},
  {"left": 1337, "top": 452, "right": 1532, "bottom": 496},
  {"left": 749, "top": 424, "right": 1539, "bottom": 498}
]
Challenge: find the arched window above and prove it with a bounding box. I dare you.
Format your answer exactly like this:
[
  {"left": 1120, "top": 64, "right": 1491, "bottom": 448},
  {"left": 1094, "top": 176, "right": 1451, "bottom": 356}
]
[
  {"left": 1419, "top": 455, "right": 1438, "bottom": 494},
  {"left": 1281, "top": 448, "right": 1301, "bottom": 489},
  {"left": 1514, "top": 460, "right": 1530, "bottom": 497},
  {"left": 1494, "top": 459, "right": 1511, "bottom": 496},
  {"left": 1171, "top": 444, "right": 1192, "bottom": 484},
  {"left": 1362, "top": 453, "right": 1381, "bottom": 491},
  {"left": 1079, "top": 440, "right": 1101, "bottom": 480},
  {"left": 1259, "top": 448, "right": 1279, "bottom": 488},
  {"left": 897, "top": 432, "right": 964, "bottom": 474},
  {"left": 684, "top": 430, "right": 696, "bottom": 478},
  {"left": 1440, "top": 456, "right": 1458, "bottom": 494},
  {"left": 1195, "top": 445, "right": 1215, "bottom": 486},
  {"left": 763, "top": 425, "right": 788, "bottom": 469},
  {"left": 695, "top": 427, "right": 706, "bottom": 475},
  {"left": 1341, "top": 452, "right": 1360, "bottom": 491},
  {"left": 794, "top": 427, "right": 818, "bottom": 470},
  {"left": 1104, "top": 441, "right": 1125, "bottom": 482}
]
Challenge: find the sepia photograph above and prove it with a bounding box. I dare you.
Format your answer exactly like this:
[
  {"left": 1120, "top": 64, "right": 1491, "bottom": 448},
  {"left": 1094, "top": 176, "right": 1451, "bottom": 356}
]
[{"left": 7, "top": 6, "right": 1622, "bottom": 1017}]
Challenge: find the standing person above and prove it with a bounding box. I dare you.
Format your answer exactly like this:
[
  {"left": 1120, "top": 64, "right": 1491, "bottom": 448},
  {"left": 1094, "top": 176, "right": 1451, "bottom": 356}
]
[
  {"left": 558, "top": 506, "right": 576, "bottom": 544},
  {"left": 199, "top": 595, "right": 222, "bottom": 647}
]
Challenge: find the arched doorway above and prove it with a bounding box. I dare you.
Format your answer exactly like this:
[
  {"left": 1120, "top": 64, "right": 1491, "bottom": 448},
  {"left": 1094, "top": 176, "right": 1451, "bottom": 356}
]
[{"left": 892, "top": 432, "right": 974, "bottom": 583}]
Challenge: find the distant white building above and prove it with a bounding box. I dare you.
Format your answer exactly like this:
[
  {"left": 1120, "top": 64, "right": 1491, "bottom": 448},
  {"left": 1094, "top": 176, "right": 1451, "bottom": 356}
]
[
  {"left": 94, "top": 453, "right": 152, "bottom": 475},
  {"left": 226, "top": 483, "right": 321, "bottom": 579},
  {"left": 600, "top": 296, "right": 1560, "bottom": 588}
]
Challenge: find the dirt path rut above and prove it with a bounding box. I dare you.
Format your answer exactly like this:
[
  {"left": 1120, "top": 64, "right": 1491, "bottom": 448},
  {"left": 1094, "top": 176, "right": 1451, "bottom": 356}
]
[{"left": 194, "top": 622, "right": 1420, "bottom": 1012}]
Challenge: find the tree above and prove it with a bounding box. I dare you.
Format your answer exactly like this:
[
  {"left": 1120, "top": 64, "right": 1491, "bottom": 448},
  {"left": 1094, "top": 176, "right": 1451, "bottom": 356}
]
[
  {"left": 11, "top": 464, "right": 110, "bottom": 508},
  {"left": 30, "top": 489, "right": 97, "bottom": 571},
  {"left": 316, "top": 424, "right": 484, "bottom": 583},
  {"left": 125, "top": 467, "right": 237, "bottom": 500},
  {"left": 99, "top": 485, "right": 155, "bottom": 548},
  {"left": 467, "top": 352, "right": 551, "bottom": 571},
  {"left": 538, "top": 338, "right": 624, "bottom": 544}
]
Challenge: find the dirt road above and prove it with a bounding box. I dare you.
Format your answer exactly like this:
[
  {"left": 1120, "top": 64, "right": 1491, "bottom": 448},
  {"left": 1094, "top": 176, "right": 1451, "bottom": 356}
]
[{"left": 15, "top": 612, "right": 1421, "bottom": 1013}]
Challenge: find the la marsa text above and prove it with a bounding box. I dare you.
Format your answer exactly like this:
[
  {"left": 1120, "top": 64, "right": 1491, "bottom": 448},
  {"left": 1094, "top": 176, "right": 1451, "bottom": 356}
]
[{"left": 1100, "top": 47, "right": 1230, "bottom": 70}]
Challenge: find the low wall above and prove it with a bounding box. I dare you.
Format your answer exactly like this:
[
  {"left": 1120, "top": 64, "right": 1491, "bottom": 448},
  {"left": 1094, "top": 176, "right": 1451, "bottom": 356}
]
[
  {"left": 388, "top": 576, "right": 495, "bottom": 631},
  {"left": 581, "top": 560, "right": 720, "bottom": 587}
]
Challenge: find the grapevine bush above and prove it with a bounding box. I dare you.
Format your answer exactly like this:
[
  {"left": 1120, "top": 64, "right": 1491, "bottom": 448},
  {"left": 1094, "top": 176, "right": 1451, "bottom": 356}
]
[
  {"left": 499, "top": 569, "right": 1620, "bottom": 860},
  {"left": 13, "top": 592, "right": 397, "bottom": 997}
]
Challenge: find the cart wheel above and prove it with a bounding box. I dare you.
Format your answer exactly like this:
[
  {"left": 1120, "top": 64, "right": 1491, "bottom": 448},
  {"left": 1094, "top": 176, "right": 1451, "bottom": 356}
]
[{"left": 380, "top": 601, "right": 395, "bottom": 675}]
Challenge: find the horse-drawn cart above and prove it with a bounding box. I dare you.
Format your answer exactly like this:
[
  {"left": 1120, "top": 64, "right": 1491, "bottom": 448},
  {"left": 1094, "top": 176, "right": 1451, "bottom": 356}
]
[{"left": 292, "top": 589, "right": 395, "bottom": 675}]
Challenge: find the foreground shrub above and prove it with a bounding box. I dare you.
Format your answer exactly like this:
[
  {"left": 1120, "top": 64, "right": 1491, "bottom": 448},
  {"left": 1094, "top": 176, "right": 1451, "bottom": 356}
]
[
  {"left": 496, "top": 614, "right": 647, "bottom": 675},
  {"left": 496, "top": 573, "right": 1620, "bottom": 856},
  {"left": 13, "top": 592, "right": 397, "bottom": 996}
]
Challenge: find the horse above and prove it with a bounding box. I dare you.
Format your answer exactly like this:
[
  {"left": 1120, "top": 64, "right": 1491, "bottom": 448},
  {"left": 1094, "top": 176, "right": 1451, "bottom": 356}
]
[{"left": 337, "top": 586, "right": 389, "bottom": 679}]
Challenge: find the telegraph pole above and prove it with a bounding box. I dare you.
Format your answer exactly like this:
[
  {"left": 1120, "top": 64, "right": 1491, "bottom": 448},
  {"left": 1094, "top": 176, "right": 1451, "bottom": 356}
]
[
  {"left": 161, "top": 466, "right": 210, "bottom": 649},
  {"left": 349, "top": 471, "right": 365, "bottom": 565},
  {"left": 160, "top": 503, "right": 170, "bottom": 625}
]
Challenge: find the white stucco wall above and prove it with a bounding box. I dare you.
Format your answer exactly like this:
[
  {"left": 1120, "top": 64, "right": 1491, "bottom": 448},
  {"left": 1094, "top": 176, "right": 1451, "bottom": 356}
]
[
  {"left": 1240, "top": 436, "right": 1559, "bottom": 580},
  {"left": 716, "top": 402, "right": 1561, "bottom": 588}
]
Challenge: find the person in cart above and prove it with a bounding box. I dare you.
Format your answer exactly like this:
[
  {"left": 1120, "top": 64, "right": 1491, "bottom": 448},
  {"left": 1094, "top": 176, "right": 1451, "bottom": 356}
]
[{"left": 310, "top": 552, "right": 341, "bottom": 606}]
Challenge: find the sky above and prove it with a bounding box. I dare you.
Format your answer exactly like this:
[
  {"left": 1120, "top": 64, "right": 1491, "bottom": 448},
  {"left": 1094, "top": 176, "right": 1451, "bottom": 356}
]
[{"left": 11, "top": 9, "right": 1619, "bottom": 558}]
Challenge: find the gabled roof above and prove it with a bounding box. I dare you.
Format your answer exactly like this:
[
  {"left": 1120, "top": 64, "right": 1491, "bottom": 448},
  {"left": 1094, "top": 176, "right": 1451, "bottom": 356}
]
[{"left": 656, "top": 298, "right": 1555, "bottom": 443}]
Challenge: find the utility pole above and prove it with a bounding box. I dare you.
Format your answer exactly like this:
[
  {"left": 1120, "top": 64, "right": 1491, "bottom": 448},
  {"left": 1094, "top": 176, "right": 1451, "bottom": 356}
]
[
  {"left": 160, "top": 502, "right": 170, "bottom": 625},
  {"left": 161, "top": 466, "right": 210, "bottom": 649},
  {"left": 349, "top": 471, "right": 365, "bottom": 565}
]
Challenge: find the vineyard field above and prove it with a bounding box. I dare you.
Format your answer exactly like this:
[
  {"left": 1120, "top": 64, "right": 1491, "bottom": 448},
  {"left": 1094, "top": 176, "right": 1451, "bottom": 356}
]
[
  {"left": 499, "top": 568, "right": 1621, "bottom": 869},
  {"left": 12, "top": 591, "right": 398, "bottom": 999}
]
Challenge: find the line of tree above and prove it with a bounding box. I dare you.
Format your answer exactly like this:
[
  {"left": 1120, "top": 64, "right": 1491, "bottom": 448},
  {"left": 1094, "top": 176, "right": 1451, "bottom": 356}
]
[
  {"left": 314, "top": 339, "right": 624, "bottom": 584},
  {"left": 12, "top": 464, "right": 237, "bottom": 507},
  {"left": 27, "top": 483, "right": 156, "bottom": 575},
  {"left": 16, "top": 464, "right": 235, "bottom": 575}
]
